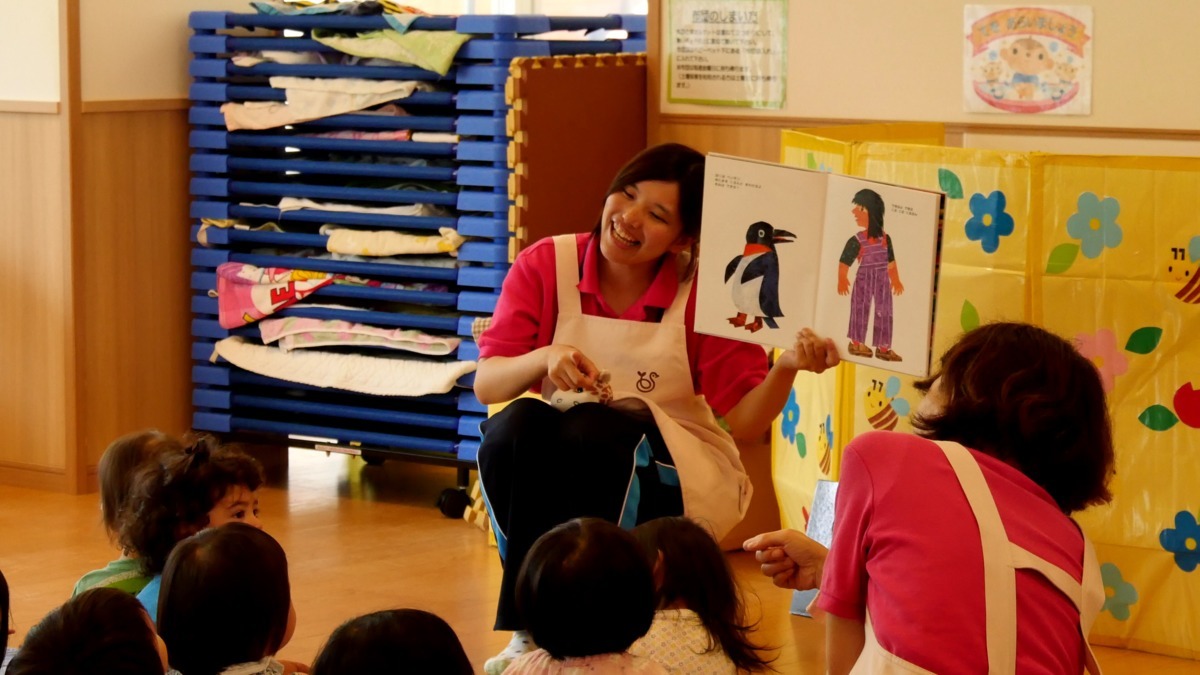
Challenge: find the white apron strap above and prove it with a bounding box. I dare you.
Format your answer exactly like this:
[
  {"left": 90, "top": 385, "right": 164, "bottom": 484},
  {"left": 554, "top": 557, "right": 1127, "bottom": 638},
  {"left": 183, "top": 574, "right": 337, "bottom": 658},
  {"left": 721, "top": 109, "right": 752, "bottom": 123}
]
[
  {"left": 552, "top": 234, "right": 582, "bottom": 316},
  {"left": 1008, "top": 541, "right": 1104, "bottom": 675},
  {"left": 851, "top": 611, "right": 938, "bottom": 675},
  {"left": 935, "top": 441, "right": 1018, "bottom": 675},
  {"left": 660, "top": 275, "right": 693, "bottom": 325}
]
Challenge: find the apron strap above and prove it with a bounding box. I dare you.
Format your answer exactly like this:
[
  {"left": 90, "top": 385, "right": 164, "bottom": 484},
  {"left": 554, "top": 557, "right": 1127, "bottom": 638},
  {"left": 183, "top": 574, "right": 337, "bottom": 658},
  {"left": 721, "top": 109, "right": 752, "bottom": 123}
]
[
  {"left": 935, "top": 441, "right": 1018, "bottom": 675},
  {"left": 661, "top": 274, "right": 693, "bottom": 325},
  {"left": 552, "top": 235, "right": 583, "bottom": 317},
  {"left": 936, "top": 441, "right": 1104, "bottom": 675}
]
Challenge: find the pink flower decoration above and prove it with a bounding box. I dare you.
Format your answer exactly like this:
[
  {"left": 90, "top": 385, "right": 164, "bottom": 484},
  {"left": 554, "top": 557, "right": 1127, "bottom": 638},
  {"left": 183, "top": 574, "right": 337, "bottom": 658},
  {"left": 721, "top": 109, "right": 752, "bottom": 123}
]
[{"left": 1075, "top": 329, "right": 1129, "bottom": 393}]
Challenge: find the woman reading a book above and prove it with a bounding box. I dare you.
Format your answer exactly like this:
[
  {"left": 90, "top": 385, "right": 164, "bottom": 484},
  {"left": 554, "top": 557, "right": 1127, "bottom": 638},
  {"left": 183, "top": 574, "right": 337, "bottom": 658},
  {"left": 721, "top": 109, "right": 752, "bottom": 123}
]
[
  {"left": 745, "top": 322, "right": 1114, "bottom": 674},
  {"left": 472, "top": 143, "right": 840, "bottom": 673}
]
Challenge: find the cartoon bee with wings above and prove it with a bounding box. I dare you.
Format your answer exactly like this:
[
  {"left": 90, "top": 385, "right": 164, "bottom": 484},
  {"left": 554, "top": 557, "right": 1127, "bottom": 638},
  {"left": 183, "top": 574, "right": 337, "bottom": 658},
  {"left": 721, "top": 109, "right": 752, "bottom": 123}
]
[
  {"left": 863, "top": 376, "right": 911, "bottom": 431},
  {"left": 1168, "top": 237, "right": 1200, "bottom": 303}
]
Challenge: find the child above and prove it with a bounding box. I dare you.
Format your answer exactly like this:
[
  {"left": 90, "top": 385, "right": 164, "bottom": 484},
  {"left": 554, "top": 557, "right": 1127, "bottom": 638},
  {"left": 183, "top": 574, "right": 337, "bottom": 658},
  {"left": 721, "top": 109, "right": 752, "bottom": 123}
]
[
  {"left": 6, "top": 587, "right": 168, "bottom": 675},
  {"left": 630, "top": 517, "right": 772, "bottom": 673},
  {"left": 473, "top": 142, "right": 838, "bottom": 670},
  {"left": 505, "top": 518, "right": 667, "bottom": 674},
  {"left": 118, "top": 434, "right": 265, "bottom": 620},
  {"left": 158, "top": 523, "right": 306, "bottom": 675},
  {"left": 73, "top": 430, "right": 181, "bottom": 597},
  {"left": 310, "top": 609, "right": 472, "bottom": 675},
  {"left": 837, "top": 188, "right": 904, "bottom": 362},
  {"left": 2, "top": 568, "right": 14, "bottom": 671}
]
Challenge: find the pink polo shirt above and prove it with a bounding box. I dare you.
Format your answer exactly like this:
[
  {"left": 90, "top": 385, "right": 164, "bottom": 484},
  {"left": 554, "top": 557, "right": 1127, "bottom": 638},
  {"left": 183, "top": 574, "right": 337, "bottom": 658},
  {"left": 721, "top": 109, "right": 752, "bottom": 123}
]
[
  {"left": 478, "top": 233, "right": 768, "bottom": 417},
  {"left": 817, "top": 431, "right": 1087, "bottom": 674}
]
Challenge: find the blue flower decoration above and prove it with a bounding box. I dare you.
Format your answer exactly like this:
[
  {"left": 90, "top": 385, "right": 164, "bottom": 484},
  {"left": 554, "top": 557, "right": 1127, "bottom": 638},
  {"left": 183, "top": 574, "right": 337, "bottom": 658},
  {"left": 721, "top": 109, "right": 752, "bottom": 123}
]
[
  {"left": 1100, "top": 563, "right": 1138, "bottom": 620},
  {"left": 1159, "top": 510, "right": 1200, "bottom": 572},
  {"left": 781, "top": 389, "right": 801, "bottom": 447},
  {"left": 964, "top": 191, "right": 1015, "bottom": 254},
  {"left": 1066, "top": 192, "right": 1123, "bottom": 259}
]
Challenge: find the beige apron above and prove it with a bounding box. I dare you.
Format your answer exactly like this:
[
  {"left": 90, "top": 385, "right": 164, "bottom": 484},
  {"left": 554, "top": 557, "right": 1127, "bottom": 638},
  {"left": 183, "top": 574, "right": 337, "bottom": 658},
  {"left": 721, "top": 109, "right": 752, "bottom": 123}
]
[
  {"left": 850, "top": 441, "right": 1104, "bottom": 675},
  {"left": 544, "top": 236, "right": 751, "bottom": 540}
]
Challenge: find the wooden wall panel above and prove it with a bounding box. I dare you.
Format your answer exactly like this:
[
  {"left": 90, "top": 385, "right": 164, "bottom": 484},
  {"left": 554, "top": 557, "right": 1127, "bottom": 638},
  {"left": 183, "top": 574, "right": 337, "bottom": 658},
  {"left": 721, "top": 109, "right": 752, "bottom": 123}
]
[
  {"left": 76, "top": 110, "right": 192, "bottom": 475},
  {"left": 652, "top": 118, "right": 785, "bottom": 162},
  {"left": 0, "top": 113, "right": 72, "bottom": 486}
]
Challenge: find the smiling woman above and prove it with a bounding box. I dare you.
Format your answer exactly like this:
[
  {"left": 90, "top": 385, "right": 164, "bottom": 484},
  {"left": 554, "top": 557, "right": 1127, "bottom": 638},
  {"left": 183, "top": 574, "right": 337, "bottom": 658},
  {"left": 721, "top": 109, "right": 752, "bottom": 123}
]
[{"left": 469, "top": 143, "right": 840, "bottom": 673}]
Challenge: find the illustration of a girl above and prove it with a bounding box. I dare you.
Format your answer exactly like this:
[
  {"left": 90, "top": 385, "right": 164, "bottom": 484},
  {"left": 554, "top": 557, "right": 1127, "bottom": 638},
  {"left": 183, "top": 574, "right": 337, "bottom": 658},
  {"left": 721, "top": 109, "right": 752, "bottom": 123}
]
[{"left": 837, "top": 188, "right": 904, "bottom": 361}]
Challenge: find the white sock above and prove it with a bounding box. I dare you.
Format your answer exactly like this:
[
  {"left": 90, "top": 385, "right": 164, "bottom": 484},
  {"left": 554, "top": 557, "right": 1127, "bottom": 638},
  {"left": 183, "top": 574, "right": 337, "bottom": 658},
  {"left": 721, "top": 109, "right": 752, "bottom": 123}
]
[{"left": 484, "top": 630, "right": 535, "bottom": 675}]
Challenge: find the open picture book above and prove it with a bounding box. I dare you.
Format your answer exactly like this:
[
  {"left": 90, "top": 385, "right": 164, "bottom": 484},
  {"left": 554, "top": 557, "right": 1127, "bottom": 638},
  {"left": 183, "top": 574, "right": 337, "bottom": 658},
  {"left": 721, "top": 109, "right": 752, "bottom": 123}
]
[{"left": 696, "top": 153, "right": 946, "bottom": 377}]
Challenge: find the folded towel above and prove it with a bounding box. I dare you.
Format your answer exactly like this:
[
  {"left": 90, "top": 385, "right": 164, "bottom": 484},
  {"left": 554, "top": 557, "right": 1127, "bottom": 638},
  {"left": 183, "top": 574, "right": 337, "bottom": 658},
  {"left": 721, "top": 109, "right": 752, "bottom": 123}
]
[
  {"left": 320, "top": 226, "right": 465, "bottom": 257},
  {"left": 212, "top": 337, "right": 476, "bottom": 396},
  {"left": 259, "top": 317, "right": 461, "bottom": 355}
]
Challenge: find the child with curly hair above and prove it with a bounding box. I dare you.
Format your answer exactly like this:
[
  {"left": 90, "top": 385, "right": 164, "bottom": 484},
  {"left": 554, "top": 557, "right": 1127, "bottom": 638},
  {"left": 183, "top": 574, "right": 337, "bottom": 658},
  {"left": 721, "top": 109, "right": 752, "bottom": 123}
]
[{"left": 117, "top": 433, "right": 265, "bottom": 621}]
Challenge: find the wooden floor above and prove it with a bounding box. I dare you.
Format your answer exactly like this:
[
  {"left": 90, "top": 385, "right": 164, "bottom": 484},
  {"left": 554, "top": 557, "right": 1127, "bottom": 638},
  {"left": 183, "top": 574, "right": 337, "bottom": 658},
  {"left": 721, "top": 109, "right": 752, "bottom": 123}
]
[{"left": 1, "top": 448, "right": 1194, "bottom": 673}]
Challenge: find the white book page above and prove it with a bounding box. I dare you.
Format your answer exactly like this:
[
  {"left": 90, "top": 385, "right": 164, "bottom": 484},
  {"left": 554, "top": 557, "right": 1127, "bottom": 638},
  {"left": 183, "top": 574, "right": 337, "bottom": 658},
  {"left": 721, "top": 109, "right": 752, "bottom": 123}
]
[
  {"left": 696, "top": 154, "right": 828, "bottom": 350},
  {"left": 813, "top": 175, "right": 943, "bottom": 377}
]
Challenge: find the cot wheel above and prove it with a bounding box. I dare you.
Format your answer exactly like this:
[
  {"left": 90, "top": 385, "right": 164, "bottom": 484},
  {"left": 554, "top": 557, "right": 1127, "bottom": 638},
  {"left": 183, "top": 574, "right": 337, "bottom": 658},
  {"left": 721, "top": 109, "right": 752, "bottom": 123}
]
[{"left": 438, "top": 487, "right": 470, "bottom": 518}]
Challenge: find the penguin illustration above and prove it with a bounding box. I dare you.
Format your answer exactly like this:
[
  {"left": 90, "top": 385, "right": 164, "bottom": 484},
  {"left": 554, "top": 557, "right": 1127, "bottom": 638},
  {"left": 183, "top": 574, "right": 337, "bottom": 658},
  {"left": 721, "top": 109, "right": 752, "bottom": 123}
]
[{"left": 724, "top": 221, "right": 796, "bottom": 333}]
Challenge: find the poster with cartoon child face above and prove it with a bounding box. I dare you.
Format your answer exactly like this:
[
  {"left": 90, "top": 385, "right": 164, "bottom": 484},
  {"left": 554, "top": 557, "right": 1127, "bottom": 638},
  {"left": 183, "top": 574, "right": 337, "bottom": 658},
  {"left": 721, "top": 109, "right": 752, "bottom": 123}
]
[{"left": 963, "top": 5, "right": 1093, "bottom": 115}]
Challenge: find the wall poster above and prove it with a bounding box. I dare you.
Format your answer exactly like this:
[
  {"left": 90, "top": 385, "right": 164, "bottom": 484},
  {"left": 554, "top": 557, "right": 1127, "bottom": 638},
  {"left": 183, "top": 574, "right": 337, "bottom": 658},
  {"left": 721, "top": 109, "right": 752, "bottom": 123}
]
[
  {"left": 667, "top": 0, "right": 787, "bottom": 109},
  {"left": 964, "top": 5, "right": 1093, "bottom": 115}
]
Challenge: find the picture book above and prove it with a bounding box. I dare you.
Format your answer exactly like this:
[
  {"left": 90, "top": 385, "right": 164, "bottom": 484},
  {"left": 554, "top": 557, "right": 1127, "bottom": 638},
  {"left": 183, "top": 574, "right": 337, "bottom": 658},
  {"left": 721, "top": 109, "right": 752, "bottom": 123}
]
[{"left": 696, "top": 153, "right": 945, "bottom": 377}]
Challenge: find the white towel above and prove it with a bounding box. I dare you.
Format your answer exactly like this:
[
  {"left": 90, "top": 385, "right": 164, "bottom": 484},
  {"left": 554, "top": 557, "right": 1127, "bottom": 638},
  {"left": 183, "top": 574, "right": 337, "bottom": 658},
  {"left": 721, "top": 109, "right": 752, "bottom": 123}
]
[
  {"left": 212, "top": 337, "right": 475, "bottom": 396},
  {"left": 221, "top": 78, "right": 431, "bottom": 131}
]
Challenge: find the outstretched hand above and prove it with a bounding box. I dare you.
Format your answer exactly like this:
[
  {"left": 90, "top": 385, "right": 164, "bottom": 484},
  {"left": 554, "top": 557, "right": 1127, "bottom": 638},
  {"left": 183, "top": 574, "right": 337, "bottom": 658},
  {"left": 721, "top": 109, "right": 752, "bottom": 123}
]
[
  {"left": 545, "top": 344, "right": 601, "bottom": 393},
  {"left": 776, "top": 328, "right": 841, "bottom": 374},
  {"left": 743, "top": 528, "right": 829, "bottom": 591}
]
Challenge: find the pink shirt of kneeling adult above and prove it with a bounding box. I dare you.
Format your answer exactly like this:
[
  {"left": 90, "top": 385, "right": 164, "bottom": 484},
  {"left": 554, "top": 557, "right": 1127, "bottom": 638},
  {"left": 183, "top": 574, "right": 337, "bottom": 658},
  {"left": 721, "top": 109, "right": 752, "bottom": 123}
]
[
  {"left": 816, "top": 430, "right": 1089, "bottom": 674},
  {"left": 478, "top": 232, "right": 769, "bottom": 417}
]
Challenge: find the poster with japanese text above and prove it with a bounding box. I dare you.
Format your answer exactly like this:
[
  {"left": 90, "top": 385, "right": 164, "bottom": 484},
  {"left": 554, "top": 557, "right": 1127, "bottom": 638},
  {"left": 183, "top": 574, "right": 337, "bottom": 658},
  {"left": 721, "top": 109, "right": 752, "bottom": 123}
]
[
  {"left": 667, "top": 0, "right": 786, "bottom": 109},
  {"left": 963, "top": 5, "right": 1093, "bottom": 115}
]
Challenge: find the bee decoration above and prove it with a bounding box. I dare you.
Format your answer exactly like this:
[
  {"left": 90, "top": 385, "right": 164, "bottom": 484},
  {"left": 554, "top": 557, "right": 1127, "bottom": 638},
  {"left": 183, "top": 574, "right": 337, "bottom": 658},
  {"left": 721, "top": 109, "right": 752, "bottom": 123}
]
[
  {"left": 817, "top": 414, "right": 834, "bottom": 475},
  {"left": 863, "top": 376, "right": 911, "bottom": 431},
  {"left": 1169, "top": 240, "right": 1200, "bottom": 304}
]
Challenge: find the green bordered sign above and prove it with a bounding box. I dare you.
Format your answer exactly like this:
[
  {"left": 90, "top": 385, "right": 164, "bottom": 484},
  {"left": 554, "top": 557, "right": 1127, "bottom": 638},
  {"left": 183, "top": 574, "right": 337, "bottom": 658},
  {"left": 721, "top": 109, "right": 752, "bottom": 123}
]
[{"left": 667, "top": 0, "right": 788, "bottom": 109}]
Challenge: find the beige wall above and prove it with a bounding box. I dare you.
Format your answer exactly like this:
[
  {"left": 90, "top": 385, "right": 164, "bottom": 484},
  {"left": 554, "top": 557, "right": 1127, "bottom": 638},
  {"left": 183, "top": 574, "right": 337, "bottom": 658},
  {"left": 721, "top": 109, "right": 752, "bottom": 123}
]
[
  {"left": 659, "top": 0, "right": 1200, "bottom": 133},
  {"left": 81, "top": 0, "right": 247, "bottom": 101},
  {"left": 0, "top": 2, "right": 61, "bottom": 102}
]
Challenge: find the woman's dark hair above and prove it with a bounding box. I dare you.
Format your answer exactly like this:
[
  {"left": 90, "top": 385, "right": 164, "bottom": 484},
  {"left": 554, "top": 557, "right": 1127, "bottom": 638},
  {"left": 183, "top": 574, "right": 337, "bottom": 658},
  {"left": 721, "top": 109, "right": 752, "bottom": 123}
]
[
  {"left": 911, "top": 322, "right": 1115, "bottom": 513},
  {"left": 311, "top": 609, "right": 472, "bottom": 675},
  {"left": 119, "top": 433, "right": 264, "bottom": 575},
  {"left": 6, "top": 588, "right": 163, "bottom": 675},
  {"left": 516, "top": 518, "right": 655, "bottom": 659},
  {"left": 1, "top": 567, "right": 10, "bottom": 654},
  {"left": 852, "top": 188, "right": 885, "bottom": 240},
  {"left": 593, "top": 143, "right": 707, "bottom": 277},
  {"left": 158, "top": 523, "right": 291, "bottom": 675},
  {"left": 98, "top": 430, "right": 181, "bottom": 540},
  {"left": 633, "top": 517, "right": 774, "bottom": 671}
]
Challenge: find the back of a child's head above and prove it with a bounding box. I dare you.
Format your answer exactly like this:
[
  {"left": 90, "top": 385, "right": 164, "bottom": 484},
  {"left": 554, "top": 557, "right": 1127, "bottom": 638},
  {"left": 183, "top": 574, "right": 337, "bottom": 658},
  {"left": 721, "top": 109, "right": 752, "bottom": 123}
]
[
  {"left": 158, "top": 522, "right": 291, "bottom": 675},
  {"left": 516, "top": 518, "right": 655, "bottom": 660},
  {"left": 6, "top": 587, "right": 166, "bottom": 675},
  {"left": 633, "top": 517, "right": 772, "bottom": 671},
  {"left": 311, "top": 609, "right": 472, "bottom": 675},
  {"left": 119, "top": 433, "right": 265, "bottom": 575},
  {"left": 1, "top": 567, "right": 10, "bottom": 654},
  {"left": 98, "top": 430, "right": 181, "bottom": 539}
]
